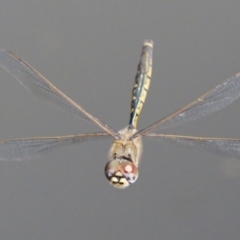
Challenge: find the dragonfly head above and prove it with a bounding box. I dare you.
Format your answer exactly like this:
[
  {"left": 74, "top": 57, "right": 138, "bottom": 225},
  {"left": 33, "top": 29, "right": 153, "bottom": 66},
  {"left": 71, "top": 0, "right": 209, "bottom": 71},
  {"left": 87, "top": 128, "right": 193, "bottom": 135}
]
[{"left": 104, "top": 159, "right": 139, "bottom": 189}]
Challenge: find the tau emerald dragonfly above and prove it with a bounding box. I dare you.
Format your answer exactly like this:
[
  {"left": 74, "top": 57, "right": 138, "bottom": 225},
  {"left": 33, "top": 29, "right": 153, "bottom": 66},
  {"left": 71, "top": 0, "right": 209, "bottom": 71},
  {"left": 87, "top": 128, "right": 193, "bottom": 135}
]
[{"left": 0, "top": 40, "right": 240, "bottom": 188}]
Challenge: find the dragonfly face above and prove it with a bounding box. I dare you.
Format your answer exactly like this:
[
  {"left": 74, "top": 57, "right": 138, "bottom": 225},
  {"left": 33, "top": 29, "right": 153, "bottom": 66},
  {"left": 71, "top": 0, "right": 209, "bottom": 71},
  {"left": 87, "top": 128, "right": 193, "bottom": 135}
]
[
  {"left": 1, "top": 39, "right": 240, "bottom": 189},
  {"left": 105, "top": 159, "right": 139, "bottom": 189}
]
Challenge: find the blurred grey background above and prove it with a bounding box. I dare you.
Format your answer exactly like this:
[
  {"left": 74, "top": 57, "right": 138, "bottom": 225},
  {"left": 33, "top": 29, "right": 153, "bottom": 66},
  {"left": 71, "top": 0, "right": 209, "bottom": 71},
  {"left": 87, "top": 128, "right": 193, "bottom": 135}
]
[{"left": 0, "top": 1, "right": 240, "bottom": 239}]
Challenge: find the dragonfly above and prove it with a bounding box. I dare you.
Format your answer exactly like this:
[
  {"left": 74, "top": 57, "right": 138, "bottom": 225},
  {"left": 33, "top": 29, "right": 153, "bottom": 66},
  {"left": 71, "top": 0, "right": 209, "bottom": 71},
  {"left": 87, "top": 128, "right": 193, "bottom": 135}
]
[{"left": 0, "top": 40, "right": 240, "bottom": 189}]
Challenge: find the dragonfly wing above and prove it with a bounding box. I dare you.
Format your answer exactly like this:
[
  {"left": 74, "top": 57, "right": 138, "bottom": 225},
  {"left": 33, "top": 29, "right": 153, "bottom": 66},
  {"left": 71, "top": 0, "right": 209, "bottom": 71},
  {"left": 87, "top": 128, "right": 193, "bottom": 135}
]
[
  {"left": 0, "top": 133, "right": 110, "bottom": 161},
  {"left": 146, "top": 133, "right": 240, "bottom": 159},
  {"left": 0, "top": 49, "right": 120, "bottom": 139},
  {"left": 133, "top": 72, "right": 240, "bottom": 138}
]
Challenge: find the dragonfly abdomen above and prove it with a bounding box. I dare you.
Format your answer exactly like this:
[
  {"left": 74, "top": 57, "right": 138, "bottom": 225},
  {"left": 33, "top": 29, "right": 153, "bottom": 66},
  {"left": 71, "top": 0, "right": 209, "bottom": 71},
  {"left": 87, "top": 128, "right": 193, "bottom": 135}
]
[{"left": 129, "top": 40, "right": 153, "bottom": 128}]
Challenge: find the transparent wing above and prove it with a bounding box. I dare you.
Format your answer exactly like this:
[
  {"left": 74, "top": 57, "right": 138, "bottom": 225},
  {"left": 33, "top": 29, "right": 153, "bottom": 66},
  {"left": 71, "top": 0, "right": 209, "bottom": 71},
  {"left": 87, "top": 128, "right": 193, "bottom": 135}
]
[
  {"left": 146, "top": 133, "right": 240, "bottom": 158},
  {"left": 0, "top": 49, "right": 120, "bottom": 139},
  {"left": 133, "top": 72, "right": 240, "bottom": 138},
  {"left": 0, "top": 133, "right": 110, "bottom": 161}
]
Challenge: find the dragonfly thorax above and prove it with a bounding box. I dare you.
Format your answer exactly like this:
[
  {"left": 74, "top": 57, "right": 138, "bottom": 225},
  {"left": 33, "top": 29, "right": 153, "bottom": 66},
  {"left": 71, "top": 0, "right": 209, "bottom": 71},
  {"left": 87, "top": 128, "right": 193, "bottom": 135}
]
[{"left": 109, "top": 126, "right": 143, "bottom": 165}]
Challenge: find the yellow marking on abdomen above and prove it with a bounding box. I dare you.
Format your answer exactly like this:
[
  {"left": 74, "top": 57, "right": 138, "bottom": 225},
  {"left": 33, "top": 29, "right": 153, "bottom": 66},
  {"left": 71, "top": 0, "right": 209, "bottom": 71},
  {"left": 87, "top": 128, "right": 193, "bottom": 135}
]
[{"left": 129, "top": 40, "right": 153, "bottom": 128}]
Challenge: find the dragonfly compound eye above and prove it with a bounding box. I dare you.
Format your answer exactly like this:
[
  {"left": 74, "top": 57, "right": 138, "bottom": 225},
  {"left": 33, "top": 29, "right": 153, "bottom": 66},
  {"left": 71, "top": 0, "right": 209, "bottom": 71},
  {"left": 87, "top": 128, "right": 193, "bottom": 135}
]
[{"left": 104, "top": 160, "right": 139, "bottom": 189}]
